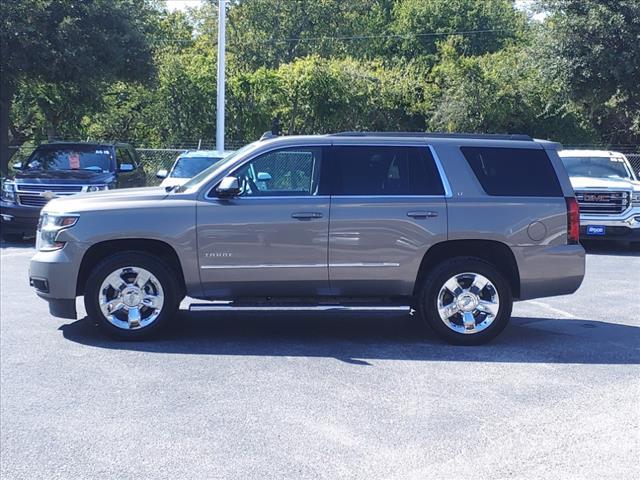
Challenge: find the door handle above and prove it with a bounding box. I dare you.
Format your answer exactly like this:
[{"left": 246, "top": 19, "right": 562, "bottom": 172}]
[
  {"left": 291, "top": 212, "right": 324, "bottom": 220},
  {"left": 407, "top": 211, "right": 438, "bottom": 219}
]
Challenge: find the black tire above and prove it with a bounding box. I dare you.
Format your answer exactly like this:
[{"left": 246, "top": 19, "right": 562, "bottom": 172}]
[
  {"left": 1, "top": 232, "right": 24, "bottom": 242},
  {"left": 84, "top": 251, "right": 181, "bottom": 340},
  {"left": 417, "top": 257, "right": 513, "bottom": 346}
]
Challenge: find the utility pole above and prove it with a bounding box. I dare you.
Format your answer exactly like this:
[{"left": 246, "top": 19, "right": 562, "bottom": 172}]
[{"left": 216, "top": 0, "right": 226, "bottom": 153}]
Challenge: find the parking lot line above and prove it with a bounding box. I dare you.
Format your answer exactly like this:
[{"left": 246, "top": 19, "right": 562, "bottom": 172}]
[{"left": 527, "top": 300, "right": 576, "bottom": 319}]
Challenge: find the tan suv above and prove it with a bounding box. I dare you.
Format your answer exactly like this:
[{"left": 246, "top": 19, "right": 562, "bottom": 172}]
[{"left": 29, "top": 132, "right": 585, "bottom": 345}]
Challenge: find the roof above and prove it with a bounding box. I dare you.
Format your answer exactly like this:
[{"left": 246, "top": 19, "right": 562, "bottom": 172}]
[
  {"left": 42, "top": 140, "right": 131, "bottom": 147},
  {"left": 254, "top": 133, "right": 547, "bottom": 151},
  {"left": 559, "top": 149, "right": 628, "bottom": 158},
  {"left": 178, "top": 150, "right": 235, "bottom": 158},
  {"left": 259, "top": 131, "right": 535, "bottom": 142}
]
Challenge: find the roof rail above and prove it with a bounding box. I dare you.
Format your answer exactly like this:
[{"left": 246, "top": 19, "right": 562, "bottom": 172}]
[{"left": 330, "top": 131, "right": 534, "bottom": 141}]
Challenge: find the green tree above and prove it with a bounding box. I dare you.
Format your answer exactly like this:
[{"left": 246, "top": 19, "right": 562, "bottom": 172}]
[
  {"left": 80, "top": 8, "right": 198, "bottom": 147},
  {"left": 391, "top": 0, "right": 527, "bottom": 58},
  {"left": 154, "top": 39, "right": 219, "bottom": 145},
  {"left": 424, "top": 40, "right": 594, "bottom": 142},
  {"left": 227, "top": 0, "right": 386, "bottom": 70},
  {"left": 540, "top": 0, "right": 640, "bottom": 144},
  {"left": 225, "top": 55, "right": 424, "bottom": 140},
  {"left": 82, "top": 82, "right": 160, "bottom": 146},
  {"left": 0, "top": 0, "right": 156, "bottom": 175}
]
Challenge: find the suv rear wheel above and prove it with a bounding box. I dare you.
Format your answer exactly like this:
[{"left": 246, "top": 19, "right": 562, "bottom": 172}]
[
  {"left": 84, "top": 251, "right": 181, "bottom": 340},
  {"left": 417, "top": 257, "right": 513, "bottom": 345}
]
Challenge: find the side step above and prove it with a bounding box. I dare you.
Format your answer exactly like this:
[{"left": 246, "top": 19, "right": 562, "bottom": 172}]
[{"left": 189, "top": 302, "right": 412, "bottom": 313}]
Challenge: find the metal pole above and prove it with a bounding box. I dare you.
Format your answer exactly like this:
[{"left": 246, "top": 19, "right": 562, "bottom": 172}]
[{"left": 216, "top": 0, "right": 226, "bottom": 153}]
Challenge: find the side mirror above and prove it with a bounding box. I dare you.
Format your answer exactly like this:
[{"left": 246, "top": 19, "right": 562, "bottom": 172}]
[
  {"left": 12, "top": 162, "right": 22, "bottom": 171},
  {"left": 118, "top": 163, "right": 134, "bottom": 172},
  {"left": 257, "top": 172, "right": 272, "bottom": 181},
  {"left": 156, "top": 169, "right": 168, "bottom": 179},
  {"left": 216, "top": 176, "right": 240, "bottom": 197}
]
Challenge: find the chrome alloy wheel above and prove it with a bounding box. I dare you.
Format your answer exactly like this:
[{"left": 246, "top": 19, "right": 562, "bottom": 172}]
[
  {"left": 437, "top": 272, "right": 500, "bottom": 334},
  {"left": 98, "top": 266, "right": 165, "bottom": 330}
]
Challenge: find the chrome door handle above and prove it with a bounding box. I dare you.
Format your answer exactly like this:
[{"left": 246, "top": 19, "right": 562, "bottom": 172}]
[
  {"left": 407, "top": 211, "right": 438, "bottom": 219},
  {"left": 291, "top": 212, "right": 324, "bottom": 220}
]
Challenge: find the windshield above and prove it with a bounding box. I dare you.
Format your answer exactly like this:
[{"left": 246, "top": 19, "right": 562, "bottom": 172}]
[
  {"left": 561, "top": 156, "right": 633, "bottom": 180},
  {"left": 179, "top": 143, "right": 258, "bottom": 191},
  {"left": 24, "top": 145, "right": 112, "bottom": 173},
  {"left": 170, "top": 156, "right": 225, "bottom": 178}
]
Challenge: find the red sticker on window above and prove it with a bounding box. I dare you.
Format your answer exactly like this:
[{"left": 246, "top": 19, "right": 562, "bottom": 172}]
[{"left": 69, "top": 153, "right": 80, "bottom": 169}]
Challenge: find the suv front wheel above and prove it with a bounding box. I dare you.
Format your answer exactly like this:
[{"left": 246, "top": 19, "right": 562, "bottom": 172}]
[
  {"left": 84, "top": 251, "right": 181, "bottom": 339},
  {"left": 418, "top": 257, "right": 513, "bottom": 345}
]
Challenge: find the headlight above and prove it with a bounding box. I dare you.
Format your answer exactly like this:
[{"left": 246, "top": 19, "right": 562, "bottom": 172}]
[
  {"left": 633, "top": 192, "right": 640, "bottom": 207},
  {"left": 1, "top": 181, "right": 16, "bottom": 204},
  {"left": 37, "top": 213, "right": 79, "bottom": 251},
  {"left": 86, "top": 185, "right": 109, "bottom": 192}
]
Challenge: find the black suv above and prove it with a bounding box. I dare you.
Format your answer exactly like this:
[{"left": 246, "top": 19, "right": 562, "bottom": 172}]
[{"left": 1, "top": 142, "right": 145, "bottom": 241}]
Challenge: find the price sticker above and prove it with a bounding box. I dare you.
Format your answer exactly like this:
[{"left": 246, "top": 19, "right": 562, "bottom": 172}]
[{"left": 69, "top": 153, "right": 80, "bottom": 169}]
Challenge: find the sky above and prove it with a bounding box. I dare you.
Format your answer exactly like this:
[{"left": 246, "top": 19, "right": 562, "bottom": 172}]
[{"left": 166, "top": 0, "right": 202, "bottom": 12}]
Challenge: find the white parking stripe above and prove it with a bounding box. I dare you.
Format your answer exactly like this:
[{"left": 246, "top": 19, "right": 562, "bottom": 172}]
[{"left": 527, "top": 300, "right": 576, "bottom": 319}]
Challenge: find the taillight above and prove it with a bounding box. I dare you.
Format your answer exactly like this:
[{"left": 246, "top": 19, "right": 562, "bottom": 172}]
[{"left": 566, "top": 197, "right": 580, "bottom": 244}]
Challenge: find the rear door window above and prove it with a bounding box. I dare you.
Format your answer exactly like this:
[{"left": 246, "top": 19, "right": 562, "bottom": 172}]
[
  {"left": 329, "top": 146, "right": 445, "bottom": 196},
  {"left": 461, "top": 147, "right": 562, "bottom": 197}
]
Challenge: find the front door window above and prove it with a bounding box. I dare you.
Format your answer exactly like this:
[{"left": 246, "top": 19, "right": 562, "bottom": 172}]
[{"left": 233, "top": 148, "right": 322, "bottom": 197}]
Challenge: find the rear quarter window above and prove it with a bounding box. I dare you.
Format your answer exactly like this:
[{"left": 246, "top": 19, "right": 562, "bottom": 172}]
[{"left": 461, "top": 147, "right": 563, "bottom": 197}]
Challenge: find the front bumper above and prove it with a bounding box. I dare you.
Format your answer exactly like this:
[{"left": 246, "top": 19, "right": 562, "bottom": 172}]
[
  {"left": 29, "top": 241, "right": 87, "bottom": 320},
  {"left": 580, "top": 208, "right": 640, "bottom": 241},
  {"left": 0, "top": 201, "right": 41, "bottom": 235}
]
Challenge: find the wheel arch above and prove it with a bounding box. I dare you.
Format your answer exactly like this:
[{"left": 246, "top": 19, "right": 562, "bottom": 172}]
[
  {"left": 76, "top": 239, "right": 186, "bottom": 297},
  {"left": 414, "top": 239, "right": 521, "bottom": 299}
]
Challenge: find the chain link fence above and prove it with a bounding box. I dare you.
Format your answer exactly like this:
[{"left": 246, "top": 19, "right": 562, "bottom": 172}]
[
  {"left": 6, "top": 141, "right": 640, "bottom": 186},
  {"left": 626, "top": 154, "right": 640, "bottom": 175},
  {"left": 136, "top": 148, "right": 185, "bottom": 185},
  {"left": 7, "top": 144, "right": 238, "bottom": 186},
  {"left": 7, "top": 144, "right": 187, "bottom": 185}
]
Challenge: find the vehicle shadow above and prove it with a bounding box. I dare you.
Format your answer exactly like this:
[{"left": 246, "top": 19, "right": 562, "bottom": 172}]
[
  {"left": 0, "top": 237, "right": 35, "bottom": 249},
  {"left": 60, "top": 311, "right": 640, "bottom": 365}
]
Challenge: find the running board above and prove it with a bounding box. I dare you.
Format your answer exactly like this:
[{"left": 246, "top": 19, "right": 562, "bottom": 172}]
[{"left": 189, "top": 303, "right": 412, "bottom": 313}]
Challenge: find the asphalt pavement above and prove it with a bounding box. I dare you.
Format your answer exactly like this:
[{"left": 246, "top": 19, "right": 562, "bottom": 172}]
[{"left": 1, "top": 240, "right": 639, "bottom": 479}]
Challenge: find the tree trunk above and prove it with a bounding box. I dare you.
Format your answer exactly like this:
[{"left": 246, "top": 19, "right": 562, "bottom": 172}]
[
  {"left": 0, "top": 81, "right": 14, "bottom": 177},
  {"left": 47, "top": 124, "right": 57, "bottom": 141}
]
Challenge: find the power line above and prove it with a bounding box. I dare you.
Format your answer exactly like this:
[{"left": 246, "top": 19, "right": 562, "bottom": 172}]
[
  {"left": 267, "top": 28, "right": 515, "bottom": 44},
  {"left": 152, "top": 28, "right": 516, "bottom": 46}
]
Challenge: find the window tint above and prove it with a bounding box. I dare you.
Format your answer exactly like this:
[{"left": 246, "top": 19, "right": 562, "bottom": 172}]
[
  {"left": 116, "top": 148, "right": 135, "bottom": 169},
  {"left": 171, "top": 156, "right": 224, "bottom": 178},
  {"left": 461, "top": 147, "right": 562, "bottom": 197},
  {"left": 233, "top": 147, "right": 322, "bottom": 197},
  {"left": 127, "top": 148, "right": 139, "bottom": 167},
  {"left": 26, "top": 145, "right": 112, "bottom": 173},
  {"left": 561, "top": 156, "right": 632, "bottom": 180},
  {"left": 331, "top": 146, "right": 444, "bottom": 196}
]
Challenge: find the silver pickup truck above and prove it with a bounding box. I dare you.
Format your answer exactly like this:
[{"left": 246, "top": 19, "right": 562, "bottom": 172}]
[
  {"left": 559, "top": 150, "right": 640, "bottom": 247},
  {"left": 29, "top": 132, "right": 585, "bottom": 345}
]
